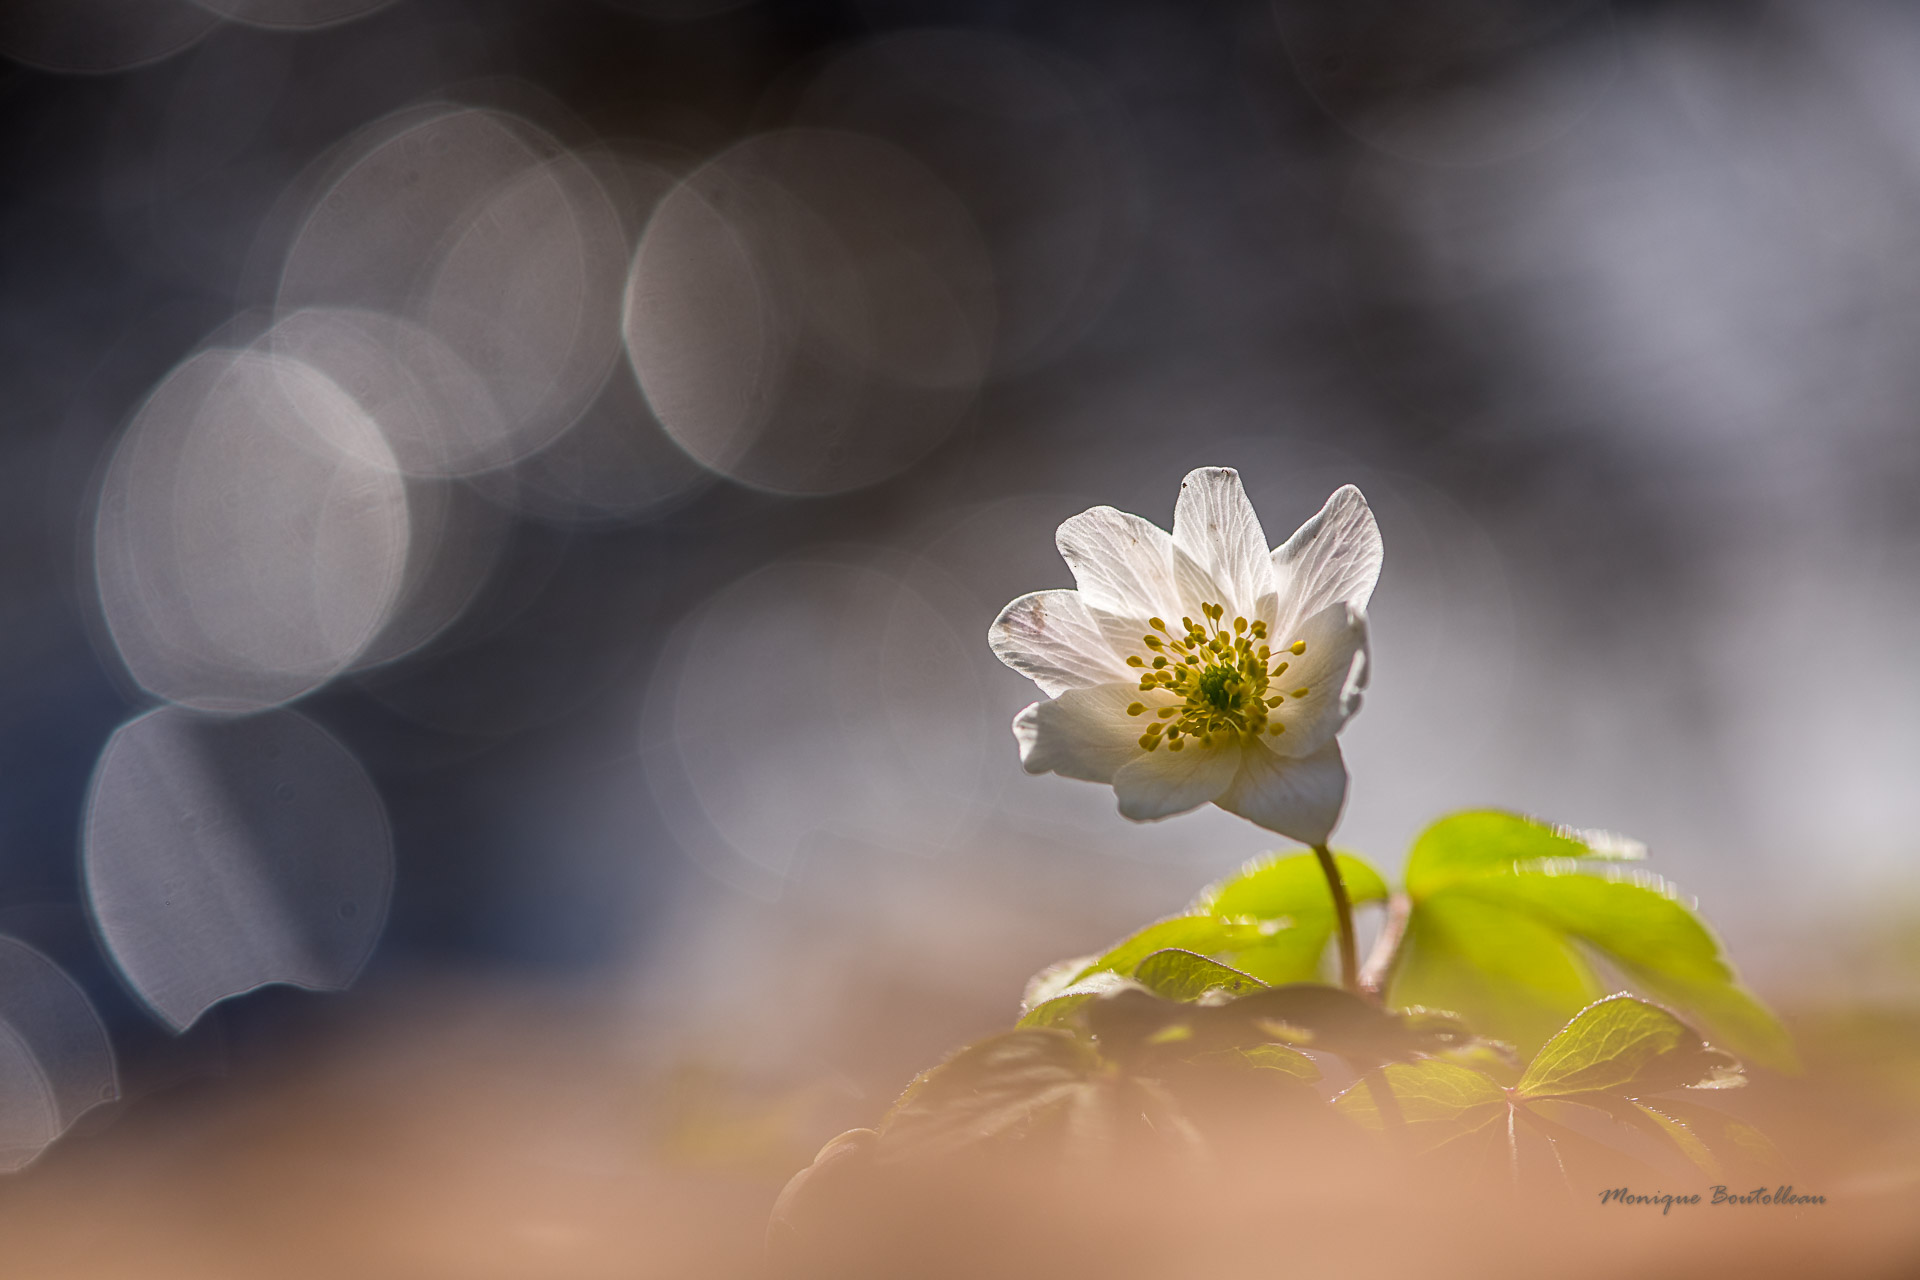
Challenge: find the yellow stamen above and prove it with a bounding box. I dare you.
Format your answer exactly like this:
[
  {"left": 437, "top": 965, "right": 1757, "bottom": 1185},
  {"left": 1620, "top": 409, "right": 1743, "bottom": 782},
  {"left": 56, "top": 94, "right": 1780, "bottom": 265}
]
[{"left": 1124, "top": 600, "right": 1298, "bottom": 753}]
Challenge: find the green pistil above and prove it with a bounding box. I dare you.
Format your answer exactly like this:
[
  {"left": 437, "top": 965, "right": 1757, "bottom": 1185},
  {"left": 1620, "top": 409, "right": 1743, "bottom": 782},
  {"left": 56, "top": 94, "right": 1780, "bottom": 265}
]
[{"left": 1128, "top": 603, "right": 1310, "bottom": 751}]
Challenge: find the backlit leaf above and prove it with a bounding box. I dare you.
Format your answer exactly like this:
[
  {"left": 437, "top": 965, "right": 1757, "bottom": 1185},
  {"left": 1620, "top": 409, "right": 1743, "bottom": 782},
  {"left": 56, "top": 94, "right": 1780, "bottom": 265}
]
[
  {"left": 1333, "top": 1060, "right": 1506, "bottom": 1154},
  {"left": 1404, "top": 810, "right": 1637, "bottom": 898},
  {"left": 1392, "top": 811, "right": 1793, "bottom": 1068},
  {"left": 1040, "top": 852, "right": 1392, "bottom": 1004},
  {"left": 1131, "top": 949, "right": 1267, "bottom": 1002},
  {"left": 1390, "top": 891, "right": 1604, "bottom": 1055},
  {"left": 881, "top": 1029, "right": 1107, "bottom": 1158},
  {"left": 1516, "top": 995, "right": 1738, "bottom": 1100}
]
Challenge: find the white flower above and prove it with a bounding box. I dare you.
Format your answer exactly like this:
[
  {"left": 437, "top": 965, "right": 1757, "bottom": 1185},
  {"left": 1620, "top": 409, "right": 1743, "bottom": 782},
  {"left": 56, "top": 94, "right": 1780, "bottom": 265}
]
[{"left": 990, "top": 468, "right": 1381, "bottom": 845}]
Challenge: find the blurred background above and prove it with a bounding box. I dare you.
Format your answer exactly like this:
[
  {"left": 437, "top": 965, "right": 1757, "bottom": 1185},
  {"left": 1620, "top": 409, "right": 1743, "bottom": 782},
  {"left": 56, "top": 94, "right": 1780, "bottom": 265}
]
[{"left": 2, "top": 0, "right": 1919, "bottom": 1272}]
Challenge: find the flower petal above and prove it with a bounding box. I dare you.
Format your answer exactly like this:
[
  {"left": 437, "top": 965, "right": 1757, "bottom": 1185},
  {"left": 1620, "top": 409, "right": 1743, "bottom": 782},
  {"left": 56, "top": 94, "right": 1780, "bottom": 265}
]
[
  {"left": 1055, "top": 506, "right": 1184, "bottom": 621},
  {"left": 1173, "top": 467, "right": 1275, "bottom": 615},
  {"left": 989, "top": 590, "right": 1131, "bottom": 696},
  {"left": 1267, "top": 602, "right": 1369, "bottom": 758},
  {"left": 1271, "top": 485, "right": 1383, "bottom": 637},
  {"left": 1012, "top": 683, "right": 1151, "bottom": 784},
  {"left": 1215, "top": 738, "right": 1349, "bottom": 845},
  {"left": 1112, "top": 740, "right": 1241, "bottom": 821}
]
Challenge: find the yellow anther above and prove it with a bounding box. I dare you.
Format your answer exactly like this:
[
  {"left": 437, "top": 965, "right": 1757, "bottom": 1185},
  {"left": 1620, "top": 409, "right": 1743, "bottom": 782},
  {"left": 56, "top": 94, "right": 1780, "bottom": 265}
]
[
  {"left": 1289, "top": 640, "right": 1306, "bottom": 655},
  {"left": 1118, "top": 599, "right": 1300, "bottom": 751},
  {"left": 1292, "top": 687, "right": 1309, "bottom": 698},
  {"left": 1272, "top": 661, "right": 1288, "bottom": 676},
  {"left": 1168, "top": 738, "right": 1185, "bottom": 752},
  {"left": 1269, "top": 723, "right": 1284, "bottom": 735}
]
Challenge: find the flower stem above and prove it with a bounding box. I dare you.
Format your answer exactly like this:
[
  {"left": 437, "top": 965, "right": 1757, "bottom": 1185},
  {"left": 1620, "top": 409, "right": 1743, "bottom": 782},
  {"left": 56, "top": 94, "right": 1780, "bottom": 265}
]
[{"left": 1312, "top": 843, "right": 1359, "bottom": 993}]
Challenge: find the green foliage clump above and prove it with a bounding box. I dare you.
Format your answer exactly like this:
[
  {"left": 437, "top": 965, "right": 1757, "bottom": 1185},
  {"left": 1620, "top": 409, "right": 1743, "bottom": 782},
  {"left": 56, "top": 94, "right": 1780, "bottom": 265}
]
[{"left": 773, "top": 809, "right": 1794, "bottom": 1242}]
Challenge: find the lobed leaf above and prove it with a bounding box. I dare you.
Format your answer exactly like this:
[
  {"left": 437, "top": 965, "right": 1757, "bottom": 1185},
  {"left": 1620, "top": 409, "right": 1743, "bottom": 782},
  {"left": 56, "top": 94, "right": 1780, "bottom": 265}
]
[
  {"left": 1204, "top": 1042, "right": 1322, "bottom": 1083},
  {"left": 881, "top": 1029, "right": 1107, "bottom": 1158},
  {"left": 1390, "top": 891, "right": 1605, "bottom": 1055},
  {"left": 1196, "top": 851, "right": 1390, "bottom": 920},
  {"left": 1391, "top": 811, "right": 1794, "bottom": 1068},
  {"left": 1332, "top": 1060, "right": 1506, "bottom": 1155},
  {"left": 1084, "top": 980, "right": 1470, "bottom": 1068},
  {"left": 1404, "top": 810, "right": 1638, "bottom": 898},
  {"left": 1516, "top": 995, "right": 1738, "bottom": 1100},
  {"left": 1038, "top": 852, "right": 1392, "bottom": 1005},
  {"left": 1452, "top": 869, "right": 1798, "bottom": 1071},
  {"left": 1019, "top": 971, "right": 1144, "bottom": 1030},
  {"left": 1131, "top": 949, "right": 1268, "bottom": 1002}
]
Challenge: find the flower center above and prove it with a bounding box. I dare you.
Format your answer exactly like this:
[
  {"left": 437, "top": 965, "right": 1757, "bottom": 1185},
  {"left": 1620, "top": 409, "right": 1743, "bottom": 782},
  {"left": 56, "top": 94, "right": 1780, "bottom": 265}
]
[{"left": 1123, "top": 603, "right": 1310, "bottom": 753}]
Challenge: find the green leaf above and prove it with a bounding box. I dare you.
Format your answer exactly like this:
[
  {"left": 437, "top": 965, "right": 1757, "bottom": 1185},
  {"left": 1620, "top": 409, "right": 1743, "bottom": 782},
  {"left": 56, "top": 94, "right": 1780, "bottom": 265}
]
[
  {"left": 1330, "top": 997, "right": 1783, "bottom": 1186},
  {"left": 1333, "top": 1060, "right": 1506, "bottom": 1154},
  {"left": 1052, "top": 852, "right": 1390, "bottom": 999},
  {"left": 1432, "top": 1040, "right": 1524, "bottom": 1086},
  {"left": 1222, "top": 984, "right": 1470, "bottom": 1062},
  {"left": 1201, "top": 852, "right": 1388, "bottom": 983},
  {"left": 1629, "top": 1095, "right": 1788, "bottom": 1181},
  {"left": 1057, "top": 916, "right": 1258, "bottom": 991},
  {"left": 1391, "top": 811, "right": 1794, "bottom": 1069},
  {"left": 1018, "top": 971, "right": 1144, "bottom": 1030},
  {"left": 1451, "top": 869, "right": 1798, "bottom": 1071},
  {"left": 1510, "top": 1098, "right": 1681, "bottom": 1183},
  {"left": 1021, "top": 953, "right": 1097, "bottom": 1011},
  {"left": 1516, "top": 995, "right": 1739, "bottom": 1100},
  {"left": 1197, "top": 851, "right": 1390, "bottom": 919},
  {"left": 1391, "top": 891, "right": 1605, "bottom": 1054},
  {"left": 1084, "top": 980, "right": 1471, "bottom": 1070},
  {"left": 1404, "top": 810, "right": 1642, "bottom": 898},
  {"left": 1567, "top": 1095, "right": 1726, "bottom": 1180},
  {"left": 881, "top": 1029, "right": 1107, "bottom": 1157},
  {"left": 1131, "top": 949, "right": 1268, "bottom": 1002},
  {"left": 1199, "top": 1042, "right": 1322, "bottom": 1083}
]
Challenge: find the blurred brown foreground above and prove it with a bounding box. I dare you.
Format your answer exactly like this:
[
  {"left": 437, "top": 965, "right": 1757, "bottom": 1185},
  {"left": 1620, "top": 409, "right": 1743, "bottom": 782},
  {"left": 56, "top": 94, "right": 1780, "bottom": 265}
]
[{"left": 2, "top": 976, "right": 1916, "bottom": 1280}]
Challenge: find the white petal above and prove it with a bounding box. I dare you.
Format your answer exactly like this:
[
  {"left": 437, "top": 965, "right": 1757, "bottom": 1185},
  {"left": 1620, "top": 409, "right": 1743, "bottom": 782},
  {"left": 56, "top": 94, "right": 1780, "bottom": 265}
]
[
  {"left": 1267, "top": 602, "right": 1369, "bottom": 758},
  {"left": 1271, "top": 485, "right": 1383, "bottom": 636},
  {"left": 989, "top": 590, "right": 1131, "bottom": 696},
  {"left": 1054, "top": 506, "right": 1184, "bottom": 620},
  {"left": 1012, "top": 683, "right": 1152, "bottom": 784},
  {"left": 1112, "top": 740, "right": 1241, "bottom": 821},
  {"left": 1173, "top": 467, "right": 1275, "bottom": 615},
  {"left": 1215, "top": 739, "right": 1349, "bottom": 845}
]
